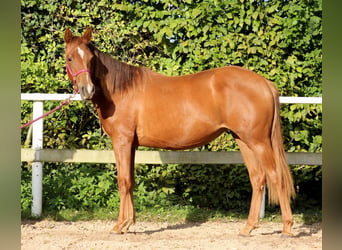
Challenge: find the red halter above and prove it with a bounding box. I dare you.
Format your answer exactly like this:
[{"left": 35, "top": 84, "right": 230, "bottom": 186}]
[{"left": 66, "top": 62, "right": 90, "bottom": 92}]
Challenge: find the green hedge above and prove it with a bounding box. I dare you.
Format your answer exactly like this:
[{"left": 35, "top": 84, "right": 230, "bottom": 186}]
[
  {"left": 21, "top": 161, "right": 321, "bottom": 215},
  {"left": 21, "top": 0, "right": 322, "bottom": 214}
]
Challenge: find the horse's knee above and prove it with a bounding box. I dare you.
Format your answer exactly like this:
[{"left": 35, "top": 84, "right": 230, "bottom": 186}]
[
  {"left": 250, "top": 179, "right": 266, "bottom": 195},
  {"left": 118, "top": 177, "right": 134, "bottom": 193},
  {"left": 254, "top": 147, "right": 279, "bottom": 186},
  {"left": 248, "top": 167, "right": 266, "bottom": 191}
]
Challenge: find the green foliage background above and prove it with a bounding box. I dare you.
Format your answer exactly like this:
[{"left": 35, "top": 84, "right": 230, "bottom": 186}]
[{"left": 21, "top": 0, "right": 322, "bottom": 215}]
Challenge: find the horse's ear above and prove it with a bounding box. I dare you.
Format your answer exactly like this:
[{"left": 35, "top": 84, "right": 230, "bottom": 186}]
[
  {"left": 82, "top": 27, "right": 92, "bottom": 44},
  {"left": 64, "top": 28, "right": 73, "bottom": 43}
]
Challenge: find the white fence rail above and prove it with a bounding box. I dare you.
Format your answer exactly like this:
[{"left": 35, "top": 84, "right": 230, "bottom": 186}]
[
  {"left": 21, "top": 94, "right": 322, "bottom": 218},
  {"left": 21, "top": 93, "right": 323, "bottom": 104}
]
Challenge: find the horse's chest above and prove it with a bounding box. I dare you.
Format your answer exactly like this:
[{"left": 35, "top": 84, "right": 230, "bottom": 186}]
[{"left": 101, "top": 123, "right": 111, "bottom": 136}]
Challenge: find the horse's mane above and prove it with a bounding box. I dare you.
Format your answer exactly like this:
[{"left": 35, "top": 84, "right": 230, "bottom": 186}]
[{"left": 89, "top": 44, "right": 144, "bottom": 94}]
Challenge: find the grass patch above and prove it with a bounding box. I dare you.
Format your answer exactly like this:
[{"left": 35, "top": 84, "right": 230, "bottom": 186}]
[
  {"left": 259, "top": 208, "right": 322, "bottom": 224},
  {"left": 21, "top": 205, "right": 321, "bottom": 225},
  {"left": 137, "top": 206, "right": 247, "bottom": 223}
]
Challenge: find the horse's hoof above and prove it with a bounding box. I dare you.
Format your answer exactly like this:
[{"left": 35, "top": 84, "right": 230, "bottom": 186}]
[
  {"left": 110, "top": 225, "right": 123, "bottom": 235},
  {"left": 239, "top": 233, "right": 250, "bottom": 237},
  {"left": 281, "top": 232, "right": 293, "bottom": 238},
  {"left": 239, "top": 224, "right": 255, "bottom": 237},
  {"left": 109, "top": 229, "right": 123, "bottom": 235},
  {"left": 239, "top": 231, "right": 251, "bottom": 237}
]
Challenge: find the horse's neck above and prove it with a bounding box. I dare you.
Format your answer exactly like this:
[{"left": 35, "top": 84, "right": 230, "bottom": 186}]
[
  {"left": 91, "top": 50, "right": 113, "bottom": 100},
  {"left": 91, "top": 90, "right": 115, "bottom": 119}
]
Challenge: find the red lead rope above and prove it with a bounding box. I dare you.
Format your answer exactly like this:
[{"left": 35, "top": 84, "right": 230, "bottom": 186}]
[
  {"left": 20, "top": 62, "right": 90, "bottom": 129},
  {"left": 20, "top": 92, "right": 77, "bottom": 129}
]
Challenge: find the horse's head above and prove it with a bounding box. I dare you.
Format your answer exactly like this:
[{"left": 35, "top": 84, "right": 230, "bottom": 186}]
[{"left": 64, "top": 27, "right": 95, "bottom": 100}]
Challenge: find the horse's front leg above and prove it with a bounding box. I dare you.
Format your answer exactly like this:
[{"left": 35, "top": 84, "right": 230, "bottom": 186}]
[{"left": 110, "top": 137, "right": 136, "bottom": 234}]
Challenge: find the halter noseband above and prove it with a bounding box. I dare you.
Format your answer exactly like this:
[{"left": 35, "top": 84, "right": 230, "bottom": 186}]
[{"left": 66, "top": 62, "right": 91, "bottom": 92}]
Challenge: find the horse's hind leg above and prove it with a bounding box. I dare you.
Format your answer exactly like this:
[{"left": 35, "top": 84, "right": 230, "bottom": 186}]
[
  {"left": 235, "top": 138, "right": 266, "bottom": 236},
  {"left": 246, "top": 139, "right": 293, "bottom": 236}
]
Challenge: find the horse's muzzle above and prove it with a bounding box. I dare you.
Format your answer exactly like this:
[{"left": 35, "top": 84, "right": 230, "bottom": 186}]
[{"left": 79, "top": 84, "right": 95, "bottom": 100}]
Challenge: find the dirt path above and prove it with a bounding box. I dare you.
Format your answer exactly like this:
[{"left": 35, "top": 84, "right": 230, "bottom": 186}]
[{"left": 21, "top": 220, "right": 321, "bottom": 249}]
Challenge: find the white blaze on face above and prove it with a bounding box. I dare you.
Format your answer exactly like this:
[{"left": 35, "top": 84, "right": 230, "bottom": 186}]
[
  {"left": 76, "top": 46, "right": 93, "bottom": 96},
  {"left": 77, "top": 47, "right": 85, "bottom": 59}
]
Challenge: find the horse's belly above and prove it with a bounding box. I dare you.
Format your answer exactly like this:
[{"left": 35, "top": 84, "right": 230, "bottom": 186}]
[{"left": 136, "top": 117, "right": 226, "bottom": 150}]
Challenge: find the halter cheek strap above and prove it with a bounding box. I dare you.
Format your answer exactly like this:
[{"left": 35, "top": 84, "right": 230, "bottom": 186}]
[{"left": 66, "top": 62, "right": 91, "bottom": 92}]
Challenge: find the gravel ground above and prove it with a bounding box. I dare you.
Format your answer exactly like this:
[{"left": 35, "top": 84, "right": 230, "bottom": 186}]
[{"left": 21, "top": 219, "right": 321, "bottom": 249}]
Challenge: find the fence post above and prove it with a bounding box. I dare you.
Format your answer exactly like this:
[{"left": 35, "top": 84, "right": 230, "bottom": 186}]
[
  {"left": 259, "top": 185, "right": 266, "bottom": 219},
  {"left": 31, "top": 101, "right": 43, "bottom": 217}
]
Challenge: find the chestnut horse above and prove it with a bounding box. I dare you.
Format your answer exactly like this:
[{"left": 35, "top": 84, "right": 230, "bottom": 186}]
[{"left": 64, "top": 27, "right": 295, "bottom": 237}]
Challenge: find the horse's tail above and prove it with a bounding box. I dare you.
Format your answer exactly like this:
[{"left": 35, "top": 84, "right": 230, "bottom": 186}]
[{"left": 267, "top": 82, "right": 296, "bottom": 205}]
